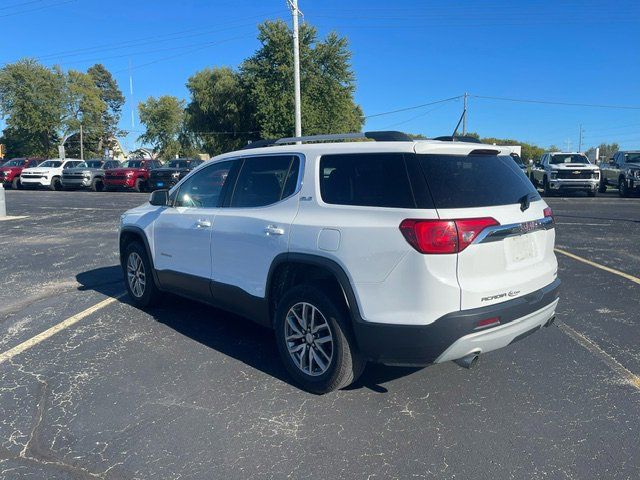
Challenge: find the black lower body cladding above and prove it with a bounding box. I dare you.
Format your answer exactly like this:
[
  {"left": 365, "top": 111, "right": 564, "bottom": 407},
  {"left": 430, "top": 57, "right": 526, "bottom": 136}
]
[{"left": 352, "top": 278, "right": 561, "bottom": 366}]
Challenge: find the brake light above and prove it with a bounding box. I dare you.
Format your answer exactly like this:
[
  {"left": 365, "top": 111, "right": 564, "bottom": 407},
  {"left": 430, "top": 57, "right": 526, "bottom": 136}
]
[
  {"left": 399, "top": 217, "right": 498, "bottom": 254},
  {"left": 543, "top": 207, "right": 554, "bottom": 222},
  {"left": 475, "top": 316, "right": 501, "bottom": 330}
]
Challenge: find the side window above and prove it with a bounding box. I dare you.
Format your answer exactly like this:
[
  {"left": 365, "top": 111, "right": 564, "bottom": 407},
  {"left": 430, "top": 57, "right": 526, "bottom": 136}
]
[
  {"left": 229, "top": 156, "right": 300, "bottom": 208},
  {"left": 319, "top": 153, "right": 416, "bottom": 208},
  {"left": 174, "top": 160, "right": 234, "bottom": 208}
]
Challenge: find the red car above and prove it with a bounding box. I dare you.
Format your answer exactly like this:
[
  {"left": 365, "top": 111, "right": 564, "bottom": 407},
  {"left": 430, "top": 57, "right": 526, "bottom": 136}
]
[
  {"left": 0, "top": 158, "right": 43, "bottom": 189},
  {"left": 103, "top": 159, "right": 163, "bottom": 192}
]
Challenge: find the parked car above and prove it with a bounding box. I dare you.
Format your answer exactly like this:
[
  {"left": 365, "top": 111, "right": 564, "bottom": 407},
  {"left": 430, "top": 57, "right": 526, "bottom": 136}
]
[
  {"left": 599, "top": 150, "right": 640, "bottom": 196},
  {"left": 119, "top": 131, "right": 559, "bottom": 393},
  {"left": 148, "top": 158, "right": 204, "bottom": 191},
  {"left": 0, "top": 157, "right": 43, "bottom": 189},
  {"left": 20, "top": 158, "right": 83, "bottom": 190},
  {"left": 103, "top": 159, "right": 163, "bottom": 192},
  {"left": 61, "top": 159, "right": 121, "bottom": 191},
  {"left": 530, "top": 152, "right": 600, "bottom": 196}
]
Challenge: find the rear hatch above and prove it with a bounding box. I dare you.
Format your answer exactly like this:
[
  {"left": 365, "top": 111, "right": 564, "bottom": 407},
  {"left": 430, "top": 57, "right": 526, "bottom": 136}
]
[{"left": 418, "top": 152, "right": 557, "bottom": 310}]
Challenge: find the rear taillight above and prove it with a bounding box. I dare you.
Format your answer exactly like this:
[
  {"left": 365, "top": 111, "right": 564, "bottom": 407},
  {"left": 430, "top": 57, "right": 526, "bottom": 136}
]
[
  {"left": 543, "top": 207, "right": 554, "bottom": 222},
  {"left": 399, "top": 217, "right": 498, "bottom": 254}
]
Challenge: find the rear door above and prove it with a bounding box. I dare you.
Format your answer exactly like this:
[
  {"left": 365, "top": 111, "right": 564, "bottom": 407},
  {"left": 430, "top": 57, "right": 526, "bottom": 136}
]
[
  {"left": 210, "top": 154, "right": 301, "bottom": 299},
  {"left": 418, "top": 153, "right": 557, "bottom": 310}
]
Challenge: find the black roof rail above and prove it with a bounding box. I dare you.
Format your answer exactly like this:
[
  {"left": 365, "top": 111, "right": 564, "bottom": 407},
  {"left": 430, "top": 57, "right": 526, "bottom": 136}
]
[
  {"left": 433, "top": 135, "right": 483, "bottom": 144},
  {"left": 241, "top": 131, "right": 413, "bottom": 149}
]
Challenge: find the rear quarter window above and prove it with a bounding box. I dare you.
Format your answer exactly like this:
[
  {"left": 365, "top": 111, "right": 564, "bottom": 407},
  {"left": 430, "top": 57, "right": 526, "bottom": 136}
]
[
  {"left": 418, "top": 154, "right": 540, "bottom": 209},
  {"left": 319, "top": 153, "right": 419, "bottom": 208}
]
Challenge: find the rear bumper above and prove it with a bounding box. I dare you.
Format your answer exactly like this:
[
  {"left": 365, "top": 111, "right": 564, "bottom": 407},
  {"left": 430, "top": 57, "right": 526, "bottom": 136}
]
[
  {"left": 352, "top": 278, "right": 560, "bottom": 366},
  {"left": 149, "top": 179, "right": 178, "bottom": 190}
]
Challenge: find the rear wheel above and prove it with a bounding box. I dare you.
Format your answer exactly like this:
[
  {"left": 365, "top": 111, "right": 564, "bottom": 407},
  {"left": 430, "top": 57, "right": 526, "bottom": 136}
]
[
  {"left": 274, "top": 284, "right": 365, "bottom": 394},
  {"left": 619, "top": 177, "right": 629, "bottom": 197},
  {"left": 50, "top": 176, "right": 62, "bottom": 191},
  {"left": 91, "top": 177, "right": 104, "bottom": 192},
  {"left": 124, "top": 241, "right": 160, "bottom": 307}
]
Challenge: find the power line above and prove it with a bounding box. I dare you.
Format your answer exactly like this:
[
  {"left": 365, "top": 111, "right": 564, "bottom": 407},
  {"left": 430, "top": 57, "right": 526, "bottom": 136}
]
[
  {"left": 472, "top": 95, "right": 640, "bottom": 110},
  {"left": 363, "top": 96, "right": 463, "bottom": 119},
  {"left": 0, "top": 0, "right": 74, "bottom": 18}
]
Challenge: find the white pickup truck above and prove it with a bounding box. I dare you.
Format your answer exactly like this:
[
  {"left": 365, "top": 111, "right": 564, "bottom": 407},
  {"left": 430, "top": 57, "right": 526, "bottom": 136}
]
[
  {"left": 20, "top": 158, "right": 83, "bottom": 190},
  {"left": 530, "top": 152, "right": 600, "bottom": 197}
]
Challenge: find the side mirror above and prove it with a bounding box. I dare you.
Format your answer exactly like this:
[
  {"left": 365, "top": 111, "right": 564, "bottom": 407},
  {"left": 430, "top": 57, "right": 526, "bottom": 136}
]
[{"left": 149, "top": 189, "right": 169, "bottom": 206}]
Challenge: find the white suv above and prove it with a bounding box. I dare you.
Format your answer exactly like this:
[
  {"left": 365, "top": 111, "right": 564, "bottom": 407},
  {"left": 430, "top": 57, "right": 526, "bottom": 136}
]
[
  {"left": 119, "top": 132, "right": 560, "bottom": 393},
  {"left": 20, "top": 158, "right": 83, "bottom": 190}
]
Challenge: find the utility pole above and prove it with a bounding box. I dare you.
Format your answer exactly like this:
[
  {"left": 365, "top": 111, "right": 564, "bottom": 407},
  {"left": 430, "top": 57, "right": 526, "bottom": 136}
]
[
  {"left": 80, "top": 124, "right": 84, "bottom": 160},
  {"left": 578, "top": 124, "right": 584, "bottom": 152},
  {"left": 289, "top": 0, "right": 302, "bottom": 140},
  {"left": 462, "top": 92, "right": 468, "bottom": 135}
]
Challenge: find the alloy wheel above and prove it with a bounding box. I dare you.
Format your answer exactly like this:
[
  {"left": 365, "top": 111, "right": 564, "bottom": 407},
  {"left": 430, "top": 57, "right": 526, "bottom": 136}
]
[
  {"left": 127, "top": 252, "right": 146, "bottom": 298},
  {"left": 284, "top": 302, "right": 334, "bottom": 376}
]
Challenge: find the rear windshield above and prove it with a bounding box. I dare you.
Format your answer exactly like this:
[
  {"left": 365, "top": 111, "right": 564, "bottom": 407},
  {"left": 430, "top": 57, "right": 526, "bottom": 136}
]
[
  {"left": 418, "top": 154, "right": 540, "bottom": 209},
  {"left": 320, "top": 153, "right": 416, "bottom": 208},
  {"left": 550, "top": 154, "right": 589, "bottom": 164}
]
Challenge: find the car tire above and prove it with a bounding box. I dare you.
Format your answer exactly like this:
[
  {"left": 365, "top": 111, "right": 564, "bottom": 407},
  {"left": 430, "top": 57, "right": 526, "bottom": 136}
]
[
  {"left": 587, "top": 190, "right": 596, "bottom": 197},
  {"left": 134, "top": 178, "right": 145, "bottom": 193},
  {"left": 50, "top": 176, "right": 62, "bottom": 191},
  {"left": 598, "top": 179, "right": 607, "bottom": 193},
  {"left": 619, "top": 177, "right": 629, "bottom": 197},
  {"left": 543, "top": 177, "right": 553, "bottom": 196},
  {"left": 274, "top": 284, "right": 365, "bottom": 394},
  {"left": 11, "top": 177, "right": 20, "bottom": 190},
  {"left": 123, "top": 241, "right": 160, "bottom": 308},
  {"left": 91, "top": 178, "right": 104, "bottom": 192},
  {"left": 529, "top": 172, "right": 537, "bottom": 187}
]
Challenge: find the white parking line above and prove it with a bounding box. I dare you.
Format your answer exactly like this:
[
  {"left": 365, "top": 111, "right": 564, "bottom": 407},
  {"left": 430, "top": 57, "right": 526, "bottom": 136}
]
[
  {"left": 0, "top": 294, "right": 124, "bottom": 365},
  {"left": 555, "top": 248, "right": 640, "bottom": 286}
]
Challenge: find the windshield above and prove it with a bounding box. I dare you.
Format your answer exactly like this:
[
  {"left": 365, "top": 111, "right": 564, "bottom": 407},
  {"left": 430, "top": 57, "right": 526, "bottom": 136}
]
[
  {"left": 2, "top": 159, "right": 25, "bottom": 167},
  {"left": 624, "top": 152, "right": 640, "bottom": 163},
  {"left": 78, "top": 160, "right": 104, "bottom": 168},
  {"left": 168, "top": 160, "right": 189, "bottom": 169},
  {"left": 122, "top": 160, "right": 144, "bottom": 168},
  {"left": 550, "top": 154, "right": 589, "bottom": 165},
  {"left": 39, "top": 160, "right": 62, "bottom": 168}
]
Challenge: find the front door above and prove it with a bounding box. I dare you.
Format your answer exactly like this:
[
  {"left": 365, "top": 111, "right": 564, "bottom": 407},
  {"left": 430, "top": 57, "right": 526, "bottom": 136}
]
[{"left": 153, "top": 160, "right": 236, "bottom": 297}]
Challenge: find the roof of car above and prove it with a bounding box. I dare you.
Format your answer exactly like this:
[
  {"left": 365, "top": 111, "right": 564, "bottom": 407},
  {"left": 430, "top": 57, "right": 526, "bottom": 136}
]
[{"left": 213, "top": 138, "right": 512, "bottom": 161}]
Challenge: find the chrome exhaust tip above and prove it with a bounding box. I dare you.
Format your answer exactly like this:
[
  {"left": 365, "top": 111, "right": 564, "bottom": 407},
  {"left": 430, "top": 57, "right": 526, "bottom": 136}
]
[{"left": 454, "top": 353, "right": 480, "bottom": 369}]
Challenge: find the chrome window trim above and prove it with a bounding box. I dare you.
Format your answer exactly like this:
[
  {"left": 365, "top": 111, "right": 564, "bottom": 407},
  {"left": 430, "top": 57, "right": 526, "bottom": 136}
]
[{"left": 473, "top": 216, "right": 554, "bottom": 245}]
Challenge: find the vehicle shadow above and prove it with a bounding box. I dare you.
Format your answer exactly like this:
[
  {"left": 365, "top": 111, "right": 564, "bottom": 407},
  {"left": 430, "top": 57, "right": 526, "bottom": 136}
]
[{"left": 76, "top": 266, "right": 420, "bottom": 394}]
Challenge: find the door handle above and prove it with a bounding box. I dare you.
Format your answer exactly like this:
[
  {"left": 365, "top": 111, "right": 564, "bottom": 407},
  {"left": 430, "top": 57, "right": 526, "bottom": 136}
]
[
  {"left": 195, "top": 219, "right": 211, "bottom": 229},
  {"left": 264, "top": 225, "right": 285, "bottom": 236}
]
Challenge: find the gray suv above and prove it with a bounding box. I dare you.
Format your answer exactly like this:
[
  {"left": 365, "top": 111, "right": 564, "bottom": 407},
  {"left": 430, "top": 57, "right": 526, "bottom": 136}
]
[
  {"left": 599, "top": 150, "right": 640, "bottom": 196},
  {"left": 61, "top": 159, "right": 121, "bottom": 192}
]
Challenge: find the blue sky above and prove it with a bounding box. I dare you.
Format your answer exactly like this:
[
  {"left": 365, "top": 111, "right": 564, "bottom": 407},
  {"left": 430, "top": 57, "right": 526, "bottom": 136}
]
[{"left": 1, "top": 0, "right": 639, "bottom": 153}]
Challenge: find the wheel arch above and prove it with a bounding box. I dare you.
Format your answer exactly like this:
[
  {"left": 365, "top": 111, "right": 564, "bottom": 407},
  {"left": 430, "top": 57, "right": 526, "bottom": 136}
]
[
  {"left": 266, "top": 253, "right": 364, "bottom": 331},
  {"left": 119, "top": 226, "right": 161, "bottom": 287}
]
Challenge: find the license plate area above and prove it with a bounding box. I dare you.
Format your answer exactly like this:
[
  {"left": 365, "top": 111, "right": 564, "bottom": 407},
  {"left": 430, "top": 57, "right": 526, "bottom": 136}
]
[{"left": 505, "top": 233, "right": 537, "bottom": 265}]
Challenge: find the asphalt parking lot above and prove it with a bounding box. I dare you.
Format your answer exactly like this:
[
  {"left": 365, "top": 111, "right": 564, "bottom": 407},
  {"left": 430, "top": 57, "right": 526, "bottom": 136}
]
[{"left": 0, "top": 189, "right": 639, "bottom": 479}]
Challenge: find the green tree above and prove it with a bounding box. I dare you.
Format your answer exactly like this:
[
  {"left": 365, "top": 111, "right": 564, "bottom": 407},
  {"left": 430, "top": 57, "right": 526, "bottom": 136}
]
[
  {"left": 185, "top": 66, "right": 252, "bottom": 155},
  {"left": 596, "top": 142, "right": 619, "bottom": 161},
  {"left": 87, "top": 64, "right": 125, "bottom": 154},
  {"left": 138, "top": 96, "right": 186, "bottom": 159},
  {"left": 240, "top": 20, "right": 363, "bottom": 139},
  {"left": 61, "top": 69, "right": 106, "bottom": 158},
  {"left": 0, "top": 59, "right": 65, "bottom": 157}
]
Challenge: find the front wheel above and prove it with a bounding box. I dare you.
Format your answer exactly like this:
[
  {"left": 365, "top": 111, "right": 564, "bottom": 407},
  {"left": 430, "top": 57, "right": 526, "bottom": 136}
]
[
  {"left": 598, "top": 179, "right": 607, "bottom": 193},
  {"left": 587, "top": 190, "right": 596, "bottom": 197},
  {"left": 134, "top": 178, "right": 145, "bottom": 193},
  {"left": 50, "top": 176, "right": 62, "bottom": 191},
  {"left": 543, "top": 177, "right": 553, "bottom": 196},
  {"left": 11, "top": 177, "right": 21, "bottom": 190},
  {"left": 274, "top": 285, "right": 365, "bottom": 394},
  {"left": 619, "top": 177, "right": 629, "bottom": 197},
  {"left": 123, "top": 242, "right": 160, "bottom": 307},
  {"left": 91, "top": 177, "right": 104, "bottom": 192}
]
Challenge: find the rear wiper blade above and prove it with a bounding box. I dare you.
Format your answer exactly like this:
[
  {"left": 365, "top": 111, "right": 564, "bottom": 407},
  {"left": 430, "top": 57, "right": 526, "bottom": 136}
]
[{"left": 518, "top": 193, "right": 532, "bottom": 212}]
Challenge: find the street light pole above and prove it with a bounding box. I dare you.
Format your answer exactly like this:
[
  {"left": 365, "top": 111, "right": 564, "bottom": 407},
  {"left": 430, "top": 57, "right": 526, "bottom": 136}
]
[
  {"left": 290, "top": 0, "right": 302, "bottom": 140},
  {"left": 80, "top": 124, "right": 84, "bottom": 160}
]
